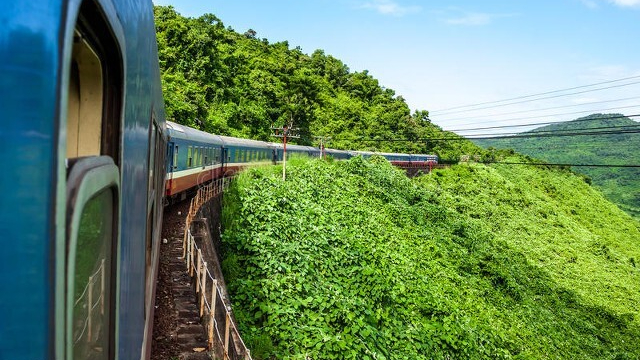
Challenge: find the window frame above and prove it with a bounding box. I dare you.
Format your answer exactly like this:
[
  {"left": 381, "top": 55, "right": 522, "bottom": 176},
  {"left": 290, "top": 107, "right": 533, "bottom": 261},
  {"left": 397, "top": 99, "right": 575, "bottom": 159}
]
[{"left": 65, "top": 156, "right": 120, "bottom": 360}]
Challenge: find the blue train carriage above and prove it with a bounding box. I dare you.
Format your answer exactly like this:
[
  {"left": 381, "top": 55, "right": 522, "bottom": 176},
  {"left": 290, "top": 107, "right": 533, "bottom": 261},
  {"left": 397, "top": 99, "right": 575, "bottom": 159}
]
[
  {"left": 1, "top": 0, "right": 166, "bottom": 359},
  {"left": 282, "top": 144, "right": 321, "bottom": 160},
  {"left": 165, "top": 121, "right": 224, "bottom": 199},
  {"left": 323, "top": 148, "right": 353, "bottom": 160},
  {"left": 270, "top": 142, "right": 314, "bottom": 161},
  {"left": 219, "top": 135, "right": 274, "bottom": 175}
]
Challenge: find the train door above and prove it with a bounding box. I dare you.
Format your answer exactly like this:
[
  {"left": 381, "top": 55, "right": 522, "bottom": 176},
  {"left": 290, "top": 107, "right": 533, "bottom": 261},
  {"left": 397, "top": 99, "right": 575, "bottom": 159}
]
[
  {"left": 62, "top": 1, "right": 124, "bottom": 358},
  {"left": 166, "top": 141, "right": 175, "bottom": 182}
]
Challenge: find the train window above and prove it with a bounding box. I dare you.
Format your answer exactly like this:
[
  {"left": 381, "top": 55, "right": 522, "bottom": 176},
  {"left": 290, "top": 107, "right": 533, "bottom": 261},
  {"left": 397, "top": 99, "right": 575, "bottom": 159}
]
[
  {"left": 187, "top": 146, "right": 193, "bottom": 168},
  {"left": 173, "top": 145, "right": 178, "bottom": 169},
  {"left": 67, "top": 31, "right": 103, "bottom": 158},
  {"left": 66, "top": 157, "right": 119, "bottom": 360}
]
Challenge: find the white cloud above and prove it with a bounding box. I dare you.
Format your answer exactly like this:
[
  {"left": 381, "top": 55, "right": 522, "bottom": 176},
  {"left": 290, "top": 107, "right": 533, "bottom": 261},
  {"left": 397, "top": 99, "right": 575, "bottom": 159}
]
[
  {"left": 609, "top": 0, "right": 640, "bottom": 7},
  {"left": 444, "top": 12, "right": 516, "bottom": 26},
  {"left": 360, "top": 0, "right": 421, "bottom": 17}
]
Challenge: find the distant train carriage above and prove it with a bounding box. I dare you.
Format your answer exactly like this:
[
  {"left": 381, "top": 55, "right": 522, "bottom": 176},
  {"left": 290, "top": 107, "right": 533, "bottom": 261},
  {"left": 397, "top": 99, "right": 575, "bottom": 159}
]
[
  {"left": 219, "top": 135, "right": 274, "bottom": 173},
  {"left": 165, "top": 121, "right": 225, "bottom": 198},
  {"left": 324, "top": 148, "right": 352, "bottom": 160}
]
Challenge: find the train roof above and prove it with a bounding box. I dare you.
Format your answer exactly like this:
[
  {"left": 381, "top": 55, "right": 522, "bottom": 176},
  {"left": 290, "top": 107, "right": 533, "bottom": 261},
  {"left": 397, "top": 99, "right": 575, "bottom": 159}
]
[
  {"left": 166, "top": 121, "right": 224, "bottom": 144},
  {"left": 271, "top": 143, "right": 319, "bottom": 152},
  {"left": 324, "top": 148, "right": 352, "bottom": 155},
  {"left": 218, "top": 135, "right": 273, "bottom": 149}
]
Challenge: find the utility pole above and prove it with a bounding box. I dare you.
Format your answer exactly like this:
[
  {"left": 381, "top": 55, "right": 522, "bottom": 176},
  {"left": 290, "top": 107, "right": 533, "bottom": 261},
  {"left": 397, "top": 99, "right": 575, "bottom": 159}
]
[
  {"left": 271, "top": 121, "right": 300, "bottom": 181},
  {"left": 314, "top": 136, "right": 332, "bottom": 159}
]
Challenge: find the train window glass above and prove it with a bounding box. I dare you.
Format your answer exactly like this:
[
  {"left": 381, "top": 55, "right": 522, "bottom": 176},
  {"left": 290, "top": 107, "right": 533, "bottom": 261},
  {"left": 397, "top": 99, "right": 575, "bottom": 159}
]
[
  {"left": 67, "top": 30, "right": 103, "bottom": 159},
  {"left": 187, "top": 146, "right": 192, "bottom": 168},
  {"left": 194, "top": 147, "right": 198, "bottom": 167},
  {"left": 173, "top": 145, "right": 178, "bottom": 169},
  {"left": 72, "top": 188, "right": 113, "bottom": 359},
  {"left": 66, "top": 157, "right": 119, "bottom": 360}
]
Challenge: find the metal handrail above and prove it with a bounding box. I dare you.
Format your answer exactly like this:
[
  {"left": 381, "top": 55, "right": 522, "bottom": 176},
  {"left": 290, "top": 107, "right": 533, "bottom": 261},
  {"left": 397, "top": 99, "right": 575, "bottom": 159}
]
[{"left": 182, "top": 177, "right": 251, "bottom": 360}]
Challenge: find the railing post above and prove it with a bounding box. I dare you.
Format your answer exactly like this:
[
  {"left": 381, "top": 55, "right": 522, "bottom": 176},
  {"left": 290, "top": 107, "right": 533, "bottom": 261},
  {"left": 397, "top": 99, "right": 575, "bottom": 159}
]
[
  {"left": 100, "top": 259, "right": 105, "bottom": 315},
  {"left": 186, "top": 230, "right": 191, "bottom": 272},
  {"left": 196, "top": 249, "right": 202, "bottom": 292},
  {"left": 209, "top": 279, "right": 217, "bottom": 348},
  {"left": 200, "top": 261, "right": 207, "bottom": 317},
  {"left": 224, "top": 312, "right": 231, "bottom": 359},
  {"left": 88, "top": 275, "right": 94, "bottom": 343},
  {"left": 189, "top": 233, "right": 195, "bottom": 277}
]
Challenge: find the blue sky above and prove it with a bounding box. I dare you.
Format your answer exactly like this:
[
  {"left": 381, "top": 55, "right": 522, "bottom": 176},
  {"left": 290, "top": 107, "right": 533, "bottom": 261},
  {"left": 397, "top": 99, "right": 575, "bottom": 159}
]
[{"left": 152, "top": 0, "right": 640, "bottom": 133}]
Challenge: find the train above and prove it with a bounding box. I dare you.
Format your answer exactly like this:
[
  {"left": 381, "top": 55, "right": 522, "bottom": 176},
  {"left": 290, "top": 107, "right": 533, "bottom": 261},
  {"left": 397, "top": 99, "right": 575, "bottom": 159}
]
[
  {"left": 1, "top": 0, "right": 166, "bottom": 359},
  {"left": 0, "top": 1, "right": 436, "bottom": 360},
  {"left": 165, "top": 121, "right": 438, "bottom": 201}
]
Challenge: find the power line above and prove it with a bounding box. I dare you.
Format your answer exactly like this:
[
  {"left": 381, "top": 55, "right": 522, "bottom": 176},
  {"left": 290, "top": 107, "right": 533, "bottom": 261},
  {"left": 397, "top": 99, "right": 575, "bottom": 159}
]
[
  {"left": 462, "top": 124, "right": 640, "bottom": 138},
  {"left": 430, "top": 74, "right": 640, "bottom": 114},
  {"left": 433, "top": 81, "right": 640, "bottom": 116},
  {"left": 333, "top": 128, "right": 640, "bottom": 143},
  {"left": 437, "top": 97, "right": 640, "bottom": 124},
  {"left": 449, "top": 113, "right": 640, "bottom": 133},
  {"left": 480, "top": 161, "right": 640, "bottom": 168},
  {"left": 440, "top": 105, "right": 640, "bottom": 130}
]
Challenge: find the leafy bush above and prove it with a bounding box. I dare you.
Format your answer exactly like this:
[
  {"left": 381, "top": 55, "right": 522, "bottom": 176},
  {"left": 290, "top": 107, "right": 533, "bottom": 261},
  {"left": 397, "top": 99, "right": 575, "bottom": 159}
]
[{"left": 221, "top": 157, "right": 640, "bottom": 359}]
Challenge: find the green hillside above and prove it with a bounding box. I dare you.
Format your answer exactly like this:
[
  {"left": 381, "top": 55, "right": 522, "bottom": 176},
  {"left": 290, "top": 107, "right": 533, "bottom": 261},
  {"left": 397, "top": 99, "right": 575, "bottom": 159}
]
[
  {"left": 153, "top": 5, "right": 482, "bottom": 162},
  {"left": 475, "top": 113, "right": 640, "bottom": 220},
  {"left": 221, "top": 157, "right": 640, "bottom": 359}
]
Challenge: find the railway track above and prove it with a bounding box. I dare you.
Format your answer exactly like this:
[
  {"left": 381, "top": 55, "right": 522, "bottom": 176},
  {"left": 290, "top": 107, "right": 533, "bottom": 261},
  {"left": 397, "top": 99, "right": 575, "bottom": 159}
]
[{"left": 151, "top": 199, "right": 210, "bottom": 360}]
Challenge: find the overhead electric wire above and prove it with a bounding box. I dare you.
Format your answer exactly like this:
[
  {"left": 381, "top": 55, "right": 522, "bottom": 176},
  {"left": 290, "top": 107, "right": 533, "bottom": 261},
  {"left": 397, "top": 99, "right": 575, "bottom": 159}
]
[
  {"left": 479, "top": 161, "right": 640, "bottom": 168},
  {"left": 438, "top": 105, "right": 640, "bottom": 130},
  {"left": 430, "top": 74, "right": 640, "bottom": 115},
  {"left": 330, "top": 127, "right": 640, "bottom": 143},
  {"left": 459, "top": 124, "right": 640, "bottom": 138},
  {"left": 436, "top": 97, "right": 640, "bottom": 124},
  {"left": 431, "top": 81, "right": 640, "bottom": 116},
  {"left": 448, "top": 113, "right": 640, "bottom": 133}
]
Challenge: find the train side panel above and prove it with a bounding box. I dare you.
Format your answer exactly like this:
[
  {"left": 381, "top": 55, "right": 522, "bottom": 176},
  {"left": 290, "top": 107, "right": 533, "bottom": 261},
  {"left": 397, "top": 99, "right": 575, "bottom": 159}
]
[
  {"left": 0, "top": 2, "right": 66, "bottom": 358},
  {"left": 0, "top": 0, "right": 166, "bottom": 359}
]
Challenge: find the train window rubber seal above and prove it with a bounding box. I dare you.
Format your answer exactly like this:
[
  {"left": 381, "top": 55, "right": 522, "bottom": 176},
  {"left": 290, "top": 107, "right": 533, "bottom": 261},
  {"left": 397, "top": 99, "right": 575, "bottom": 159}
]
[{"left": 65, "top": 155, "right": 120, "bottom": 359}]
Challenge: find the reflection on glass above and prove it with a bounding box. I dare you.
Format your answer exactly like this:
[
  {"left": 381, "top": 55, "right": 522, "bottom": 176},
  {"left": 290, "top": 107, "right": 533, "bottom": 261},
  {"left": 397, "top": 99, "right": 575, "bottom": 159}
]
[{"left": 73, "top": 189, "right": 113, "bottom": 359}]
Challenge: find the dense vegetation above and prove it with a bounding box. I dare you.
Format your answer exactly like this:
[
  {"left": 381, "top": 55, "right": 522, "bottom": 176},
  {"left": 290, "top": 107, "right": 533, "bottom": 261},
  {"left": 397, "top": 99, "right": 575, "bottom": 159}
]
[
  {"left": 153, "top": 5, "right": 482, "bottom": 161},
  {"left": 475, "top": 113, "right": 640, "bottom": 220},
  {"left": 221, "top": 157, "right": 640, "bottom": 359}
]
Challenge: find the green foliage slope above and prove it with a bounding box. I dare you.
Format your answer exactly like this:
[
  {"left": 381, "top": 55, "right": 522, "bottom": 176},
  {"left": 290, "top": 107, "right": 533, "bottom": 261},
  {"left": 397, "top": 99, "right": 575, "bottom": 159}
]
[
  {"left": 221, "top": 157, "right": 640, "bottom": 359},
  {"left": 154, "top": 5, "right": 482, "bottom": 161},
  {"left": 475, "top": 113, "right": 640, "bottom": 220}
]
